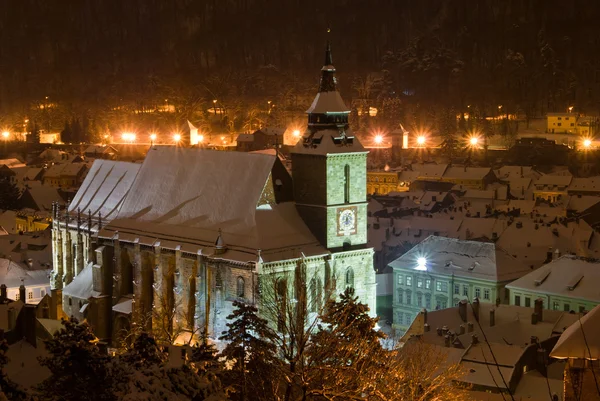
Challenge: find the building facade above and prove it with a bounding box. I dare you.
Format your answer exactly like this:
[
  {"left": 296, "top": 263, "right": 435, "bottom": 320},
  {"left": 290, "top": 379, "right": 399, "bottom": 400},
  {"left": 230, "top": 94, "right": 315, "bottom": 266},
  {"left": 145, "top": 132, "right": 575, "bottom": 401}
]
[
  {"left": 388, "top": 235, "right": 530, "bottom": 333},
  {"left": 50, "top": 44, "right": 376, "bottom": 345},
  {"left": 506, "top": 255, "right": 600, "bottom": 313}
]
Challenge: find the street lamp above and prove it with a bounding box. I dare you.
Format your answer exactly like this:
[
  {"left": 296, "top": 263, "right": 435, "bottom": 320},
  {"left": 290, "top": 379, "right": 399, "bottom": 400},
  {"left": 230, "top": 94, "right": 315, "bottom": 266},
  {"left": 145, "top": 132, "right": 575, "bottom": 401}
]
[
  {"left": 1, "top": 131, "right": 9, "bottom": 139},
  {"left": 173, "top": 133, "right": 181, "bottom": 143},
  {"left": 150, "top": 133, "right": 157, "bottom": 146},
  {"left": 198, "top": 134, "right": 204, "bottom": 143},
  {"left": 583, "top": 138, "right": 592, "bottom": 148},
  {"left": 469, "top": 136, "right": 480, "bottom": 147},
  {"left": 293, "top": 129, "right": 301, "bottom": 137},
  {"left": 374, "top": 134, "right": 383, "bottom": 145},
  {"left": 568, "top": 106, "right": 574, "bottom": 113},
  {"left": 416, "top": 135, "right": 426, "bottom": 146}
]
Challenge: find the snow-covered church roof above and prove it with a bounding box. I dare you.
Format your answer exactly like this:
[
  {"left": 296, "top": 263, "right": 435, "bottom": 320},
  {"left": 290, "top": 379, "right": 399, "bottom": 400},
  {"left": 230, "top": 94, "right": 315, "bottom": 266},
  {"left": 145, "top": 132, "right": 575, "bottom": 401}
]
[
  {"left": 68, "top": 159, "right": 141, "bottom": 221},
  {"left": 99, "top": 147, "right": 327, "bottom": 262}
]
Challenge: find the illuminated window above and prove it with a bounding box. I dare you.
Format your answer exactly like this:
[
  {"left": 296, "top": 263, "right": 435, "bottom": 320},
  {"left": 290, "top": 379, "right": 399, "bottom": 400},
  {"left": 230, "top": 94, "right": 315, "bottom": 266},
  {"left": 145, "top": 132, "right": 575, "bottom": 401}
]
[
  {"left": 236, "top": 277, "right": 245, "bottom": 298},
  {"left": 425, "top": 279, "right": 431, "bottom": 289},
  {"left": 484, "top": 288, "right": 490, "bottom": 300},
  {"left": 417, "top": 278, "right": 423, "bottom": 288},
  {"left": 397, "top": 274, "right": 403, "bottom": 285},
  {"left": 406, "top": 276, "right": 412, "bottom": 286},
  {"left": 344, "top": 165, "right": 350, "bottom": 203},
  {"left": 454, "top": 284, "right": 460, "bottom": 295}
]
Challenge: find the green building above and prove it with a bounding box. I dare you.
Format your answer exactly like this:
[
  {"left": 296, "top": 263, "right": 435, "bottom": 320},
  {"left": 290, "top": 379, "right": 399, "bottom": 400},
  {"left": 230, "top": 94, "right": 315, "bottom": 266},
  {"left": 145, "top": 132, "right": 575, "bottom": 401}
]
[
  {"left": 506, "top": 254, "right": 600, "bottom": 313},
  {"left": 388, "top": 235, "right": 530, "bottom": 332}
]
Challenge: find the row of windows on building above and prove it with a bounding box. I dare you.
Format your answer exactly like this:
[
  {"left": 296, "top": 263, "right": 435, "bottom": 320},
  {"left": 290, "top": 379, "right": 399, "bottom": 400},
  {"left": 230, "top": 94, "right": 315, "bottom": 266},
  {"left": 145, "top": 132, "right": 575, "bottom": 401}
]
[
  {"left": 513, "top": 294, "right": 587, "bottom": 313},
  {"left": 14, "top": 289, "right": 45, "bottom": 301},
  {"left": 396, "top": 289, "right": 448, "bottom": 310},
  {"left": 397, "top": 274, "right": 491, "bottom": 301}
]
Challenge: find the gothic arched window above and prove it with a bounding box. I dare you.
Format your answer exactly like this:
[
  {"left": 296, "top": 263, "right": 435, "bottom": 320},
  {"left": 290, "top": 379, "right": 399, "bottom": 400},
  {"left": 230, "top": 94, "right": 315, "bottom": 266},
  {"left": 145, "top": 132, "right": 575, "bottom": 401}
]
[
  {"left": 237, "top": 277, "right": 245, "bottom": 298},
  {"left": 344, "top": 165, "right": 351, "bottom": 203},
  {"left": 345, "top": 268, "right": 354, "bottom": 289}
]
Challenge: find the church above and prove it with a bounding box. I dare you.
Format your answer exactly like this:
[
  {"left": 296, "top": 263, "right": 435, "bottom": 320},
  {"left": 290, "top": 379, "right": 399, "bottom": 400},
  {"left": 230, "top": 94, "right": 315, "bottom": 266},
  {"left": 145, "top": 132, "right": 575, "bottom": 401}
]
[{"left": 49, "top": 44, "right": 376, "bottom": 344}]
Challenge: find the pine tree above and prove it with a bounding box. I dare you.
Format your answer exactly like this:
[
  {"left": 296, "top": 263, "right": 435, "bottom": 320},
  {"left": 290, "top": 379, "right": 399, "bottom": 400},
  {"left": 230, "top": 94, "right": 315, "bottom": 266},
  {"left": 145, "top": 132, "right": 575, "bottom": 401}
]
[
  {"left": 36, "top": 317, "right": 117, "bottom": 401},
  {"left": 120, "top": 332, "right": 165, "bottom": 369},
  {"left": 219, "top": 300, "right": 278, "bottom": 401},
  {"left": 306, "top": 287, "right": 385, "bottom": 400},
  {"left": 0, "top": 178, "right": 21, "bottom": 211},
  {"left": 189, "top": 337, "right": 220, "bottom": 374}
]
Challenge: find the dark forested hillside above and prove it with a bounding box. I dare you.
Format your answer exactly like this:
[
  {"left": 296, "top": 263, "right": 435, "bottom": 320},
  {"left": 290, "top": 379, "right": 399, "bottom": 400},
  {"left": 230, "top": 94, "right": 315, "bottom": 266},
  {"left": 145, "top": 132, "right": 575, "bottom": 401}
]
[{"left": 1, "top": 0, "right": 599, "bottom": 131}]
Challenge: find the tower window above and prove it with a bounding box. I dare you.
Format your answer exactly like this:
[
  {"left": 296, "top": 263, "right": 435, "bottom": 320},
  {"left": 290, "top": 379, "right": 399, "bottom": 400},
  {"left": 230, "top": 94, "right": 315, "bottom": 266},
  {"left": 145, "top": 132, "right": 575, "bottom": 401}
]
[
  {"left": 344, "top": 165, "right": 350, "bottom": 203},
  {"left": 345, "top": 268, "right": 354, "bottom": 289},
  {"left": 237, "top": 277, "right": 245, "bottom": 298}
]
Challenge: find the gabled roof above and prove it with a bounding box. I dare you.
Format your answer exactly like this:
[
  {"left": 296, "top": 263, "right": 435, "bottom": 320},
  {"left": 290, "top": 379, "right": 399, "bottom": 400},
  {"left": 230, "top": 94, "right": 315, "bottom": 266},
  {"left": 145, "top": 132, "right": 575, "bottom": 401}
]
[
  {"left": 568, "top": 176, "right": 600, "bottom": 192},
  {"left": 0, "top": 158, "right": 25, "bottom": 168},
  {"left": 410, "top": 163, "right": 448, "bottom": 179},
  {"left": 506, "top": 255, "right": 600, "bottom": 304},
  {"left": 68, "top": 159, "right": 141, "bottom": 221},
  {"left": 63, "top": 262, "right": 99, "bottom": 299},
  {"left": 84, "top": 144, "right": 117, "bottom": 154},
  {"left": 534, "top": 174, "right": 573, "bottom": 187},
  {"left": 100, "top": 147, "right": 326, "bottom": 262},
  {"left": 236, "top": 134, "right": 254, "bottom": 142},
  {"left": 0, "top": 258, "right": 50, "bottom": 288},
  {"left": 21, "top": 185, "right": 63, "bottom": 212},
  {"left": 389, "top": 235, "right": 530, "bottom": 282},
  {"left": 551, "top": 304, "right": 600, "bottom": 360},
  {"left": 443, "top": 166, "right": 494, "bottom": 181}
]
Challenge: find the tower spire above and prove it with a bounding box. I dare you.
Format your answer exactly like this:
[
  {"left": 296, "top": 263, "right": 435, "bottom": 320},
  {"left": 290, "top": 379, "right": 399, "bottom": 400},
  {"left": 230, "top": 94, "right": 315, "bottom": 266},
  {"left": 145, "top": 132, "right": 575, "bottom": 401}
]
[{"left": 324, "top": 41, "right": 333, "bottom": 66}]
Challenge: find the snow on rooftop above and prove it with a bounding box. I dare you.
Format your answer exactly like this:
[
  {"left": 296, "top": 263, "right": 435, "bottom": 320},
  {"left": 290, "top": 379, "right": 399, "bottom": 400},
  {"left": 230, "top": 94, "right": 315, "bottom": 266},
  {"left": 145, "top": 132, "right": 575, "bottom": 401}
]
[
  {"left": 305, "top": 91, "right": 349, "bottom": 114},
  {"left": 534, "top": 174, "right": 573, "bottom": 187},
  {"left": 0, "top": 158, "right": 25, "bottom": 168},
  {"left": 443, "top": 166, "right": 494, "bottom": 181},
  {"left": 113, "top": 297, "right": 133, "bottom": 314},
  {"left": 507, "top": 255, "right": 600, "bottom": 304},
  {"left": 23, "top": 185, "right": 63, "bottom": 211},
  {"left": 410, "top": 163, "right": 448, "bottom": 178},
  {"left": 389, "top": 235, "right": 530, "bottom": 282},
  {"left": 0, "top": 258, "right": 50, "bottom": 288},
  {"left": 101, "top": 148, "right": 326, "bottom": 262},
  {"left": 63, "top": 262, "right": 99, "bottom": 299},
  {"left": 68, "top": 159, "right": 141, "bottom": 221},
  {"left": 551, "top": 304, "right": 600, "bottom": 360},
  {"left": 6, "top": 340, "right": 50, "bottom": 388}
]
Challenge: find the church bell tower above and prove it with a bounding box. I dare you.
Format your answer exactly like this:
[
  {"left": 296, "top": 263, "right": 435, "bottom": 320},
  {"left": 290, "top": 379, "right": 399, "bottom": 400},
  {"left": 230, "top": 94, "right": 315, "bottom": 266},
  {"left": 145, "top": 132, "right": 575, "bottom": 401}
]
[{"left": 291, "top": 43, "right": 368, "bottom": 251}]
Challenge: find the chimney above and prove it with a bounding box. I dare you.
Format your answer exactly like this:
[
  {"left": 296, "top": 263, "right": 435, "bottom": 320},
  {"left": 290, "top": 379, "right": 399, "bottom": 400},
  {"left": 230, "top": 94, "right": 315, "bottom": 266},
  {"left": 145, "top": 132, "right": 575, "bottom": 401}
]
[
  {"left": 424, "top": 323, "right": 430, "bottom": 332},
  {"left": 472, "top": 298, "right": 480, "bottom": 321},
  {"left": 471, "top": 334, "right": 479, "bottom": 345},
  {"left": 444, "top": 335, "right": 451, "bottom": 347},
  {"left": 553, "top": 248, "right": 560, "bottom": 260},
  {"left": 467, "top": 322, "right": 474, "bottom": 333},
  {"left": 530, "top": 336, "right": 539, "bottom": 345},
  {"left": 458, "top": 300, "right": 468, "bottom": 322},
  {"left": 531, "top": 312, "right": 538, "bottom": 325},
  {"left": 0, "top": 284, "right": 6, "bottom": 302},
  {"left": 489, "top": 309, "right": 496, "bottom": 327},
  {"left": 19, "top": 285, "right": 26, "bottom": 303},
  {"left": 422, "top": 309, "right": 428, "bottom": 324},
  {"left": 459, "top": 324, "right": 465, "bottom": 335},
  {"left": 442, "top": 325, "right": 449, "bottom": 335},
  {"left": 534, "top": 298, "right": 544, "bottom": 322},
  {"left": 437, "top": 327, "right": 443, "bottom": 336}
]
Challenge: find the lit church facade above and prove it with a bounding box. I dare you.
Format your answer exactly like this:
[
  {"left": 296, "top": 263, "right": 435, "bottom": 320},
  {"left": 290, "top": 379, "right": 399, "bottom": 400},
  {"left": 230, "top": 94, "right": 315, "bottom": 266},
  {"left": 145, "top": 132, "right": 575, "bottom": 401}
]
[{"left": 49, "top": 44, "right": 376, "bottom": 344}]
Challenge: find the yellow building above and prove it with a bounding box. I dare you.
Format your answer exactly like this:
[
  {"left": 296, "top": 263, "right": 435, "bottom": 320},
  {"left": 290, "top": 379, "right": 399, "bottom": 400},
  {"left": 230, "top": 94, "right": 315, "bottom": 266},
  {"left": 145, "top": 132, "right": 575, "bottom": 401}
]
[
  {"left": 15, "top": 211, "right": 52, "bottom": 233},
  {"left": 367, "top": 171, "right": 399, "bottom": 195},
  {"left": 547, "top": 112, "right": 576, "bottom": 134},
  {"left": 532, "top": 174, "right": 572, "bottom": 202}
]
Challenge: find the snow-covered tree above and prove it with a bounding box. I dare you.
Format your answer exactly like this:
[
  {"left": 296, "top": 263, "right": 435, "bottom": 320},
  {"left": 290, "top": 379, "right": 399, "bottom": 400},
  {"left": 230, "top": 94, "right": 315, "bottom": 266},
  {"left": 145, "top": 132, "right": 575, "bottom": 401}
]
[
  {"left": 36, "top": 317, "right": 118, "bottom": 401},
  {"left": 219, "top": 300, "right": 278, "bottom": 401}
]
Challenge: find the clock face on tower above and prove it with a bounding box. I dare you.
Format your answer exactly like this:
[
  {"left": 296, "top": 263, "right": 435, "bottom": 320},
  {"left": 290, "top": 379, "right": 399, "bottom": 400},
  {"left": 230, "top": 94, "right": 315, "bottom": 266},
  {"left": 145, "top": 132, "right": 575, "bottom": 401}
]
[{"left": 337, "top": 206, "right": 357, "bottom": 236}]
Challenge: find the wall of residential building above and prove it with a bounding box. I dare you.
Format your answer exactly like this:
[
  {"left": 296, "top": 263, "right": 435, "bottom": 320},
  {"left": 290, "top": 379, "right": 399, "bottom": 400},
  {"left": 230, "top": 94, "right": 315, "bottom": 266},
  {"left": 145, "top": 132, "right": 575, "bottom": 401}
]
[
  {"left": 367, "top": 172, "right": 399, "bottom": 195},
  {"left": 507, "top": 288, "right": 599, "bottom": 313},
  {"left": 548, "top": 115, "right": 577, "bottom": 134},
  {"left": 391, "top": 266, "right": 502, "bottom": 331}
]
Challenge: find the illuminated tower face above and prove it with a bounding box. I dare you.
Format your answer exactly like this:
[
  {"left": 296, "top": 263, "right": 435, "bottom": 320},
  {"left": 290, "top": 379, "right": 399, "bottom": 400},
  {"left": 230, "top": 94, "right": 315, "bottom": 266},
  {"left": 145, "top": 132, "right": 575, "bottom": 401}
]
[{"left": 291, "top": 44, "right": 368, "bottom": 250}]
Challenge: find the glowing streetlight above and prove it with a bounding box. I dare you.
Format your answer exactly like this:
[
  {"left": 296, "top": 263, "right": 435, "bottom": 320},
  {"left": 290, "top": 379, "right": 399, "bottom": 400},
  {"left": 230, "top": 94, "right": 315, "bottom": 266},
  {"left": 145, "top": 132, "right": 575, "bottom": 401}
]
[
  {"left": 583, "top": 139, "right": 592, "bottom": 148},
  {"left": 121, "top": 132, "right": 136, "bottom": 143},
  {"left": 469, "top": 136, "right": 480, "bottom": 146},
  {"left": 173, "top": 133, "right": 181, "bottom": 142},
  {"left": 374, "top": 134, "right": 383, "bottom": 145},
  {"left": 293, "top": 129, "right": 301, "bottom": 137},
  {"left": 150, "top": 133, "right": 157, "bottom": 142},
  {"left": 568, "top": 106, "right": 574, "bottom": 113},
  {"left": 416, "top": 257, "right": 427, "bottom": 271},
  {"left": 416, "top": 135, "right": 426, "bottom": 146},
  {"left": 198, "top": 135, "right": 204, "bottom": 143},
  {"left": 1, "top": 131, "right": 9, "bottom": 139}
]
